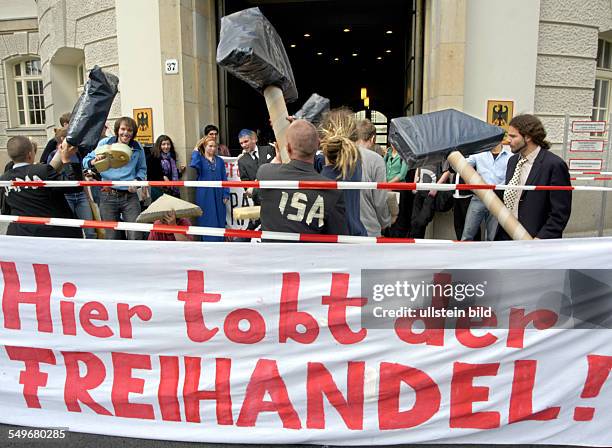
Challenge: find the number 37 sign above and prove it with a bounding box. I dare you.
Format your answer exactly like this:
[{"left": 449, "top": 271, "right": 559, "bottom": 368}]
[{"left": 165, "top": 59, "right": 179, "bottom": 75}]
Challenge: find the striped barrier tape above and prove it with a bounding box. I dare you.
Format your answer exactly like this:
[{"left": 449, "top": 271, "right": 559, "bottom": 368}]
[
  {"left": 0, "top": 214, "right": 456, "bottom": 244},
  {"left": 0, "top": 179, "right": 610, "bottom": 192}
]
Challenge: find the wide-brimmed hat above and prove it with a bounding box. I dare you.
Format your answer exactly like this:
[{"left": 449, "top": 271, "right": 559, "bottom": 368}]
[{"left": 136, "top": 194, "right": 202, "bottom": 223}]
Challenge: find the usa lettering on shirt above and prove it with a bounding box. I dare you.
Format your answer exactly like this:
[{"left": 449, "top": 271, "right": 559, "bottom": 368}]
[
  {"left": 278, "top": 191, "right": 325, "bottom": 227},
  {"left": 3, "top": 175, "right": 43, "bottom": 196}
]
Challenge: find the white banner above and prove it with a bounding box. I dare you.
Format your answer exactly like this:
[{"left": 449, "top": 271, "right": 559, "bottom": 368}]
[
  {"left": 0, "top": 235, "right": 611, "bottom": 445},
  {"left": 222, "top": 156, "right": 254, "bottom": 230}
]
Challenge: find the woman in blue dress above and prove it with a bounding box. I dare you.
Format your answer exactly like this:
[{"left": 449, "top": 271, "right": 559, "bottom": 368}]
[{"left": 190, "top": 136, "right": 230, "bottom": 241}]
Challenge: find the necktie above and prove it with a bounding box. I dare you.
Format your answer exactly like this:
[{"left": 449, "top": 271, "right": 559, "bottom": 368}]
[
  {"left": 253, "top": 151, "right": 259, "bottom": 163},
  {"left": 503, "top": 156, "right": 528, "bottom": 211}
]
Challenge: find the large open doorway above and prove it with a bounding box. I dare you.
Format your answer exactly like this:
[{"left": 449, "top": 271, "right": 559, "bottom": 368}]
[{"left": 217, "top": 0, "right": 420, "bottom": 152}]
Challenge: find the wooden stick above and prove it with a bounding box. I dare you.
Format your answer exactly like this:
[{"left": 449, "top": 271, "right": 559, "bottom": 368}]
[
  {"left": 233, "top": 205, "right": 261, "bottom": 221},
  {"left": 264, "top": 86, "right": 290, "bottom": 163},
  {"left": 447, "top": 151, "right": 532, "bottom": 240}
]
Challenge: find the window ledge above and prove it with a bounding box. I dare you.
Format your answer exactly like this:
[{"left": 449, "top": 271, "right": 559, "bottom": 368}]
[{"left": 6, "top": 127, "right": 47, "bottom": 137}]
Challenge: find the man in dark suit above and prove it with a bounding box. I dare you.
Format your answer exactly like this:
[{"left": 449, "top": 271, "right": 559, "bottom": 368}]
[
  {"left": 496, "top": 114, "right": 571, "bottom": 240},
  {"left": 257, "top": 120, "right": 348, "bottom": 237},
  {"left": 1, "top": 136, "right": 83, "bottom": 238},
  {"left": 237, "top": 129, "right": 275, "bottom": 205}
]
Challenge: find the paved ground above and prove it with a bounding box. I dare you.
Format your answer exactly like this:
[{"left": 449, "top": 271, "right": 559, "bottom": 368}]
[{"left": 0, "top": 425, "right": 581, "bottom": 448}]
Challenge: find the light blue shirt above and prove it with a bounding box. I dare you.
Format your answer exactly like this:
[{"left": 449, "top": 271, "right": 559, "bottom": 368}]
[
  {"left": 82, "top": 136, "right": 147, "bottom": 190},
  {"left": 466, "top": 147, "right": 511, "bottom": 185}
]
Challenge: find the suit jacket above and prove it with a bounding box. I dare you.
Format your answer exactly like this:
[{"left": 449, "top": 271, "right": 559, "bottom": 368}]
[
  {"left": 237, "top": 145, "right": 275, "bottom": 205},
  {"left": 496, "top": 149, "right": 571, "bottom": 240}
]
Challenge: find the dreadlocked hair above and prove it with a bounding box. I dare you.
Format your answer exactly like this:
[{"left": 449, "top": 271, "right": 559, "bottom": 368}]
[{"left": 319, "top": 108, "right": 361, "bottom": 180}]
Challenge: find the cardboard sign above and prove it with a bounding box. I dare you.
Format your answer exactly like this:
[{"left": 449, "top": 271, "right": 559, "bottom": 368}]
[{"left": 133, "top": 108, "right": 154, "bottom": 145}]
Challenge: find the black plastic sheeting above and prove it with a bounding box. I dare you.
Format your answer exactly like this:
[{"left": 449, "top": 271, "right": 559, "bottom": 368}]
[
  {"left": 216, "top": 7, "right": 298, "bottom": 103},
  {"left": 388, "top": 109, "right": 505, "bottom": 169},
  {"left": 66, "top": 66, "right": 118, "bottom": 149},
  {"left": 293, "top": 93, "right": 330, "bottom": 124}
]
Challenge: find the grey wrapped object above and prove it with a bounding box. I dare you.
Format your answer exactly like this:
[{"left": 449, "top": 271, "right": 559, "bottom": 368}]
[
  {"left": 66, "top": 66, "right": 119, "bottom": 149},
  {"left": 216, "top": 7, "right": 298, "bottom": 103},
  {"left": 388, "top": 109, "right": 505, "bottom": 169},
  {"left": 294, "top": 93, "right": 330, "bottom": 124}
]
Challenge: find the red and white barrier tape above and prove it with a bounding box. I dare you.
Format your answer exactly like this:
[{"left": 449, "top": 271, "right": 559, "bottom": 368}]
[
  {"left": 0, "top": 215, "right": 455, "bottom": 244},
  {"left": 0, "top": 179, "right": 609, "bottom": 192},
  {"left": 571, "top": 177, "right": 612, "bottom": 181}
]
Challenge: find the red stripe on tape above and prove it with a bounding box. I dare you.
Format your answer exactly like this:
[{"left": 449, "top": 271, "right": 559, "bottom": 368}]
[
  {"left": 12, "top": 181, "right": 46, "bottom": 187},
  {"left": 456, "top": 184, "right": 496, "bottom": 190},
  {"left": 17, "top": 216, "right": 51, "bottom": 225},
  {"left": 149, "top": 181, "right": 185, "bottom": 187},
  {"left": 533, "top": 186, "right": 576, "bottom": 191},
  {"left": 299, "top": 233, "right": 339, "bottom": 243},
  {"left": 377, "top": 182, "right": 417, "bottom": 190},
  {"left": 80, "top": 181, "right": 113, "bottom": 187},
  {"left": 376, "top": 237, "right": 416, "bottom": 243},
  {"left": 83, "top": 220, "right": 118, "bottom": 229},
  {"left": 151, "top": 224, "right": 188, "bottom": 234},
  {"left": 222, "top": 181, "right": 259, "bottom": 188},
  {"left": 298, "top": 181, "right": 338, "bottom": 189},
  {"left": 225, "top": 229, "right": 263, "bottom": 239}
]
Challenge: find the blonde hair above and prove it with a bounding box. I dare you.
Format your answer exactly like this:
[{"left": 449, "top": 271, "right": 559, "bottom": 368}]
[
  {"left": 197, "top": 135, "right": 218, "bottom": 156},
  {"left": 319, "top": 108, "right": 361, "bottom": 179}
]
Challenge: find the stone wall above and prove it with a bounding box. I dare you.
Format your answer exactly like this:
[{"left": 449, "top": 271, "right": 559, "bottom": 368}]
[
  {"left": 0, "top": 22, "right": 45, "bottom": 169},
  {"left": 36, "top": 0, "right": 121, "bottom": 135},
  {"left": 535, "top": 0, "right": 612, "bottom": 236}
]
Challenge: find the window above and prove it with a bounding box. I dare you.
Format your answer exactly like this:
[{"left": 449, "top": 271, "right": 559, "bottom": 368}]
[
  {"left": 354, "top": 109, "right": 389, "bottom": 145},
  {"left": 592, "top": 39, "right": 612, "bottom": 126},
  {"left": 597, "top": 39, "right": 612, "bottom": 70},
  {"left": 77, "top": 63, "right": 85, "bottom": 86},
  {"left": 11, "top": 58, "right": 45, "bottom": 126}
]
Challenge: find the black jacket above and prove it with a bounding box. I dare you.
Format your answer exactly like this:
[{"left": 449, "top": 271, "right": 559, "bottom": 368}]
[
  {"left": 0, "top": 163, "right": 83, "bottom": 238},
  {"left": 238, "top": 145, "right": 276, "bottom": 205},
  {"left": 257, "top": 160, "right": 348, "bottom": 237},
  {"left": 496, "top": 149, "right": 572, "bottom": 240}
]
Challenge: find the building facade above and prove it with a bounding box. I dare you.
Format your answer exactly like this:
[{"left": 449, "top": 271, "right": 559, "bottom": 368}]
[{"left": 1, "top": 0, "right": 612, "bottom": 236}]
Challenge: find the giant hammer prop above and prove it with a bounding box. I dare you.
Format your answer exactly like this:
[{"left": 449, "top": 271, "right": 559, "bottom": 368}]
[
  {"left": 389, "top": 109, "right": 532, "bottom": 240},
  {"left": 217, "top": 7, "right": 297, "bottom": 163}
]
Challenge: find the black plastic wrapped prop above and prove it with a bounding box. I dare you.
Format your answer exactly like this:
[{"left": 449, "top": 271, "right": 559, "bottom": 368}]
[
  {"left": 293, "top": 93, "right": 330, "bottom": 124},
  {"left": 216, "top": 7, "right": 298, "bottom": 103},
  {"left": 66, "top": 66, "right": 119, "bottom": 149},
  {"left": 388, "top": 109, "right": 505, "bottom": 169}
]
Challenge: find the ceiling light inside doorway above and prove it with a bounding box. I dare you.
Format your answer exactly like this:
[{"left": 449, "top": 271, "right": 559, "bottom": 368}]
[
  {"left": 364, "top": 97, "right": 370, "bottom": 108},
  {"left": 361, "top": 88, "right": 367, "bottom": 100}
]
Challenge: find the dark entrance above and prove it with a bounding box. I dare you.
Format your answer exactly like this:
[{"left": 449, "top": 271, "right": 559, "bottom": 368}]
[{"left": 217, "top": 0, "right": 419, "bottom": 152}]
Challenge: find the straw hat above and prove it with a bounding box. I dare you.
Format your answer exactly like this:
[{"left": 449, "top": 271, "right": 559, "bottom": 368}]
[
  {"left": 93, "top": 143, "right": 133, "bottom": 172},
  {"left": 136, "top": 194, "right": 202, "bottom": 223}
]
